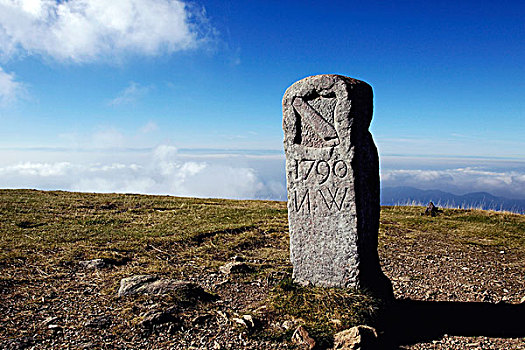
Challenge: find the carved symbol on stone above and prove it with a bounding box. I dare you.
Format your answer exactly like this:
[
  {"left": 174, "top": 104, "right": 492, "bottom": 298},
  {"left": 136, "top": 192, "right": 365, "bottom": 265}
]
[
  {"left": 318, "top": 187, "right": 347, "bottom": 211},
  {"left": 294, "top": 159, "right": 348, "bottom": 183},
  {"left": 333, "top": 160, "right": 348, "bottom": 178},
  {"left": 302, "top": 160, "right": 316, "bottom": 180},
  {"left": 292, "top": 96, "right": 339, "bottom": 147},
  {"left": 293, "top": 189, "right": 310, "bottom": 213},
  {"left": 316, "top": 160, "right": 330, "bottom": 184}
]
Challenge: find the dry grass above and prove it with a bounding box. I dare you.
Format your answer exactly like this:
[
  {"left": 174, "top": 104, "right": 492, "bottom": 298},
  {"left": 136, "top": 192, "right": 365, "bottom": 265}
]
[
  {"left": 380, "top": 205, "right": 525, "bottom": 251},
  {"left": 1, "top": 189, "right": 523, "bottom": 349}
]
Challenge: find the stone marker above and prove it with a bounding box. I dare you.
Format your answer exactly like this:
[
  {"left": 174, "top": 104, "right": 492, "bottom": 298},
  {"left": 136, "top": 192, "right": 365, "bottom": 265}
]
[{"left": 282, "top": 74, "right": 391, "bottom": 296}]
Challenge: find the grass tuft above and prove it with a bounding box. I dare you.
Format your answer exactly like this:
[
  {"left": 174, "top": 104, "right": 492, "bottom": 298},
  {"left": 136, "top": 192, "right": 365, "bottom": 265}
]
[{"left": 267, "top": 277, "right": 383, "bottom": 347}]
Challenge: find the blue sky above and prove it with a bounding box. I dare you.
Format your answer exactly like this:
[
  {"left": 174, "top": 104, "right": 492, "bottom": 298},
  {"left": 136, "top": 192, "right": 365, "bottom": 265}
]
[{"left": 0, "top": 0, "right": 524, "bottom": 199}]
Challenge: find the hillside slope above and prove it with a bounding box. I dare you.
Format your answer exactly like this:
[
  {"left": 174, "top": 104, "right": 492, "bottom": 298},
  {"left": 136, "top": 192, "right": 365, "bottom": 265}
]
[{"left": 0, "top": 190, "right": 524, "bottom": 349}]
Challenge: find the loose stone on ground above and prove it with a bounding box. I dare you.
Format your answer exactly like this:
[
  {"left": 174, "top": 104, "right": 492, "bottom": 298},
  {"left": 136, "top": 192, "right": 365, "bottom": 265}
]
[
  {"left": 332, "top": 325, "right": 379, "bottom": 349},
  {"left": 117, "top": 274, "right": 212, "bottom": 300}
]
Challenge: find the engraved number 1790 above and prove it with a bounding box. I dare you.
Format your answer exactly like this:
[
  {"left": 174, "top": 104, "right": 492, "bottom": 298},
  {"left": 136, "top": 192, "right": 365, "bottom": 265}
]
[{"left": 293, "top": 159, "right": 348, "bottom": 184}]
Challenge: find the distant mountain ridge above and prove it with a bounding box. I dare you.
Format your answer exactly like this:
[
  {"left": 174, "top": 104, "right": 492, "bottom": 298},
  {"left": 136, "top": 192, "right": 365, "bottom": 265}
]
[{"left": 381, "top": 186, "right": 525, "bottom": 214}]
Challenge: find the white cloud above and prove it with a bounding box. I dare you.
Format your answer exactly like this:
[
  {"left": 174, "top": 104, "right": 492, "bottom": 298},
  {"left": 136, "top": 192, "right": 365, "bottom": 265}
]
[
  {"left": 0, "top": 66, "right": 23, "bottom": 105},
  {"left": 0, "top": 145, "right": 285, "bottom": 200},
  {"left": 2, "top": 161, "right": 74, "bottom": 176},
  {"left": 2, "top": 144, "right": 523, "bottom": 201},
  {"left": 382, "top": 167, "right": 525, "bottom": 199},
  {"left": 153, "top": 144, "right": 178, "bottom": 160},
  {"left": 0, "top": 0, "right": 212, "bottom": 62},
  {"left": 110, "top": 82, "right": 150, "bottom": 106}
]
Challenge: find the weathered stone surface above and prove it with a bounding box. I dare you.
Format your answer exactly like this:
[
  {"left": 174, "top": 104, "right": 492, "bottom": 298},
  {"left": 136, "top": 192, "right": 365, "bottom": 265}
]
[
  {"left": 118, "top": 275, "right": 158, "bottom": 297},
  {"left": 117, "top": 275, "right": 211, "bottom": 300},
  {"left": 282, "top": 74, "right": 391, "bottom": 295},
  {"left": 333, "top": 325, "right": 379, "bottom": 349}
]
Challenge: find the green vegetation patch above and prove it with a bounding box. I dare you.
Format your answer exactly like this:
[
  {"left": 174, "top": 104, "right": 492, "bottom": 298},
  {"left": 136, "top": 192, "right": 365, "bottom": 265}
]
[
  {"left": 267, "top": 278, "right": 383, "bottom": 347},
  {"left": 380, "top": 205, "right": 525, "bottom": 251}
]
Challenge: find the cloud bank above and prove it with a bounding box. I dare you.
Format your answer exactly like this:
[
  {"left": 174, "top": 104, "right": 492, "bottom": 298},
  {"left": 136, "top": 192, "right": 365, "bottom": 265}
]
[
  {"left": 1, "top": 146, "right": 524, "bottom": 201},
  {"left": 0, "top": 0, "right": 211, "bottom": 62},
  {"left": 0, "top": 145, "right": 286, "bottom": 200},
  {"left": 382, "top": 167, "right": 525, "bottom": 199}
]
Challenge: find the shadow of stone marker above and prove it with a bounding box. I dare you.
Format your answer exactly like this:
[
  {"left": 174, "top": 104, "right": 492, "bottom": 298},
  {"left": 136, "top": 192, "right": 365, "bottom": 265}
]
[{"left": 282, "top": 74, "right": 392, "bottom": 298}]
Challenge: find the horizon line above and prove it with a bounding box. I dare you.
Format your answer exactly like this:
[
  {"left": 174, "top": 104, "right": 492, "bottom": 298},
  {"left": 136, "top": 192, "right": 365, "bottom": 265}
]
[{"left": 1, "top": 147, "right": 524, "bottom": 161}]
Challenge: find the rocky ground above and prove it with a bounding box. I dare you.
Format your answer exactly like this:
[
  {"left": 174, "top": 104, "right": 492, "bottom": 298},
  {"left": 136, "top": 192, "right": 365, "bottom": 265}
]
[
  {"left": 381, "top": 212, "right": 525, "bottom": 349},
  {"left": 0, "top": 190, "right": 524, "bottom": 349}
]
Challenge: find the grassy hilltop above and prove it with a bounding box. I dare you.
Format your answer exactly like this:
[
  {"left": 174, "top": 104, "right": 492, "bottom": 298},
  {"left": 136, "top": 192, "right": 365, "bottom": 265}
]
[{"left": 1, "top": 189, "right": 524, "bottom": 349}]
